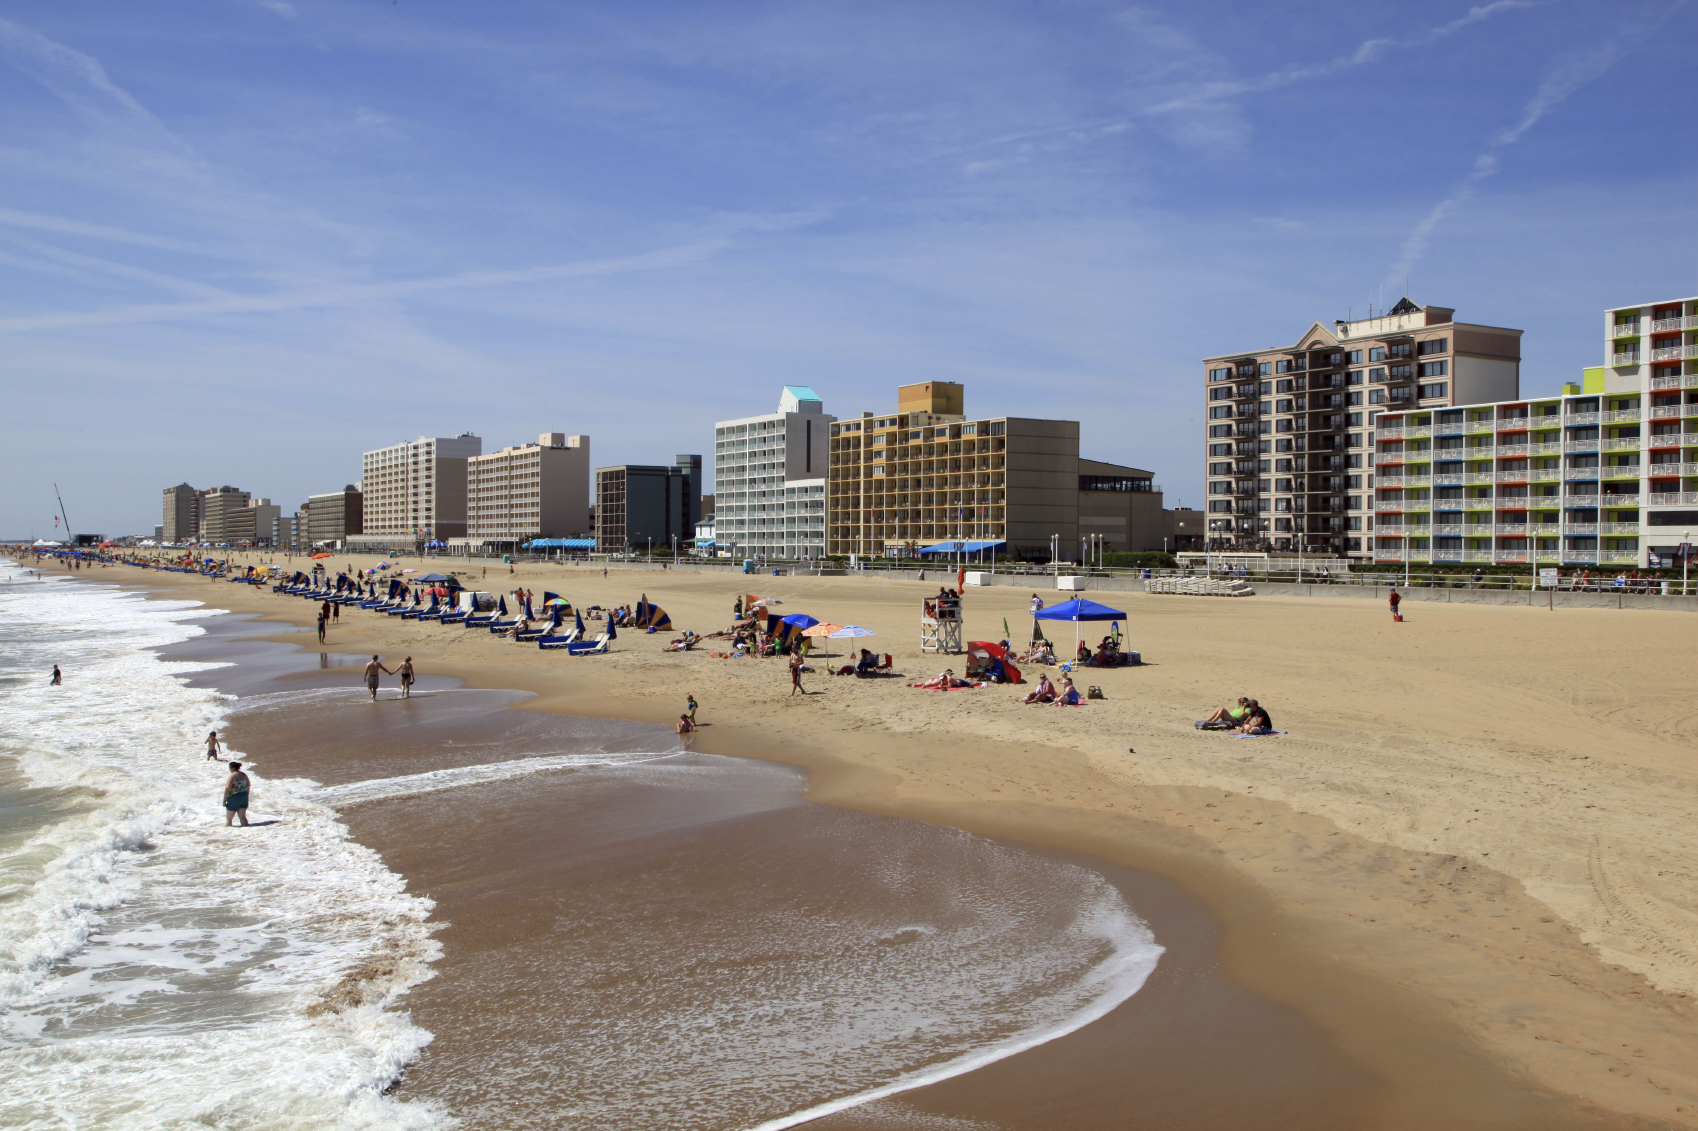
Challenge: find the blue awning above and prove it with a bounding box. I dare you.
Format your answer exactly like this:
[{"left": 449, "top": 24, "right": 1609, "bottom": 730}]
[
  {"left": 526, "top": 538, "right": 596, "bottom": 548},
  {"left": 916, "top": 540, "right": 1005, "bottom": 554}
]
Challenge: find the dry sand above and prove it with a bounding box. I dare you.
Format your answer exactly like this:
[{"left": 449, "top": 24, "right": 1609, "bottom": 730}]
[{"left": 58, "top": 553, "right": 1698, "bottom": 1126}]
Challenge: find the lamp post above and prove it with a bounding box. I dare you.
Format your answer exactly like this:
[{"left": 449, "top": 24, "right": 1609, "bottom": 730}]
[{"left": 1685, "top": 529, "right": 1691, "bottom": 596}]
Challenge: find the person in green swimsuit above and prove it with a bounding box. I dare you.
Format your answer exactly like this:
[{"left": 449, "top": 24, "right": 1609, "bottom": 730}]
[
  {"left": 223, "top": 761, "right": 250, "bottom": 827},
  {"left": 1198, "top": 697, "right": 1251, "bottom": 728}
]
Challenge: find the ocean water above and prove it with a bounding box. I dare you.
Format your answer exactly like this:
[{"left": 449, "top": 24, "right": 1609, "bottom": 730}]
[
  {"left": 0, "top": 564, "right": 445, "bottom": 1130},
  {"left": 0, "top": 562, "right": 1168, "bottom": 1131}
]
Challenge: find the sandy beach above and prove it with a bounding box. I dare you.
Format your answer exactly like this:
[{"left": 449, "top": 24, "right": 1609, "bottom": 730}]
[{"left": 46, "top": 553, "right": 1698, "bottom": 1127}]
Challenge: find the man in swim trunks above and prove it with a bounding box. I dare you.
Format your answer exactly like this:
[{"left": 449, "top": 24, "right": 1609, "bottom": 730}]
[
  {"left": 364, "top": 655, "right": 392, "bottom": 701},
  {"left": 206, "top": 731, "right": 222, "bottom": 760},
  {"left": 398, "top": 657, "right": 415, "bottom": 698},
  {"left": 223, "top": 761, "right": 250, "bottom": 827}
]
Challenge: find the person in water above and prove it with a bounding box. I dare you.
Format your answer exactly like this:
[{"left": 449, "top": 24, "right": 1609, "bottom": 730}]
[
  {"left": 363, "top": 656, "right": 392, "bottom": 701},
  {"left": 223, "top": 762, "right": 250, "bottom": 827},
  {"left": 398, "top": 657, "right": 415, "bottom": 698},
  {"left": 205, "top": 731, "right": 222, "bottom": 760},
  {"left": 50, "top": 665, "right": 62, "bottom": 686}
]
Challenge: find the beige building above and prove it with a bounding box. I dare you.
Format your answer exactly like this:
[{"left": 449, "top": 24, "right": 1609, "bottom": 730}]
[
  {"left": 353, "top": 434, "right": 481, "bottom": 550},
  {"left": 221, "top": 498, "right": 280, "bottom": 546},
  {"left": 1202, "top": 298, "right": 1521, "bottom": 559},
  {"left": 826, "top": 382, "right": 1080, "bottom": 560},
  {"left": 161, "top": 483, "right": 200, "bottom": 543},
  {"left": 465, "top": 433, "right": 590, "bottom": 545},
  {"left": 1078, "top": 460, "right": 1166, "bottom": 554},
  {"left": 199, "top": 486, "right": 250, "bottom": 545}
]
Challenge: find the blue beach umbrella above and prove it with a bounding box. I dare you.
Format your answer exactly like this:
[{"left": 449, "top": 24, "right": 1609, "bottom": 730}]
[
  {"left": 497, "top": 595, "right": 508, "bottom": 616},
  {"left": 782, "top": 613, "right": 819, "bottom": 630},
  {"left": 1034, "top": 597, "right": 1128, "bottom": 656},
  {"left": 575, "top": 607, "right": 586, "bottom": 636}
]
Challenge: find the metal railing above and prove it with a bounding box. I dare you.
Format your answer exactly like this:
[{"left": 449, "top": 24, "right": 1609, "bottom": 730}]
[
  {"left": 1602, "top": 410, "right": 1641, "bottom": 423},
  {"left": 1652, "top": 345, "right": 1698, "bottom": 362}
]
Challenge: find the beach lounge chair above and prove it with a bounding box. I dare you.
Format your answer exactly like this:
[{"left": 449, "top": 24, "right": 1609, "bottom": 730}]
[
  {"left": 438, "top": 605, "right": 471, "bottom": 624},
  {"left": 563, "top": 633, "right": 610, "bottom": 655},
  {"left": 464, "top": 609, "right": 497, "bottom": 628},
  {"left": 488, "top": 614, "right": 523, "bottom": 634},
  {"left": 537, "top": 628, "right": 581, "bottom": 649},
  {"left": 513, "top": 621, "right": 549, "bottom": 642}
]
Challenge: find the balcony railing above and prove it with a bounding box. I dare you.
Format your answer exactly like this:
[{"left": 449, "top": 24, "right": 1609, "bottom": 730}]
[
  {"left": 1648, "top": 491, "right": 1698, "bottom": 505},
  {"left": 1600, "top": 522, "right": 1641, "bottom": 534},
  {"left": 1603, "top": 551, "right": 1640, "bottom": 563},
  {"left": 1464, "top": 550, "right": 1496, "bottom": 561},
  {"left": 1613, "top": 352, "right": 1641, "bottom": 366},
  {"left": 1465, "top": 471, "right": 1496, "bottom": 484},
  {"left": 1494, "top": 523, "right": 1527, "bottom": 536},
  {"left": 1495, "top": 444, "right": 1529, "bottom": 459},
  {"left": 1599, "top": 495, "right": 1641, "bottom": 506},
  {"left": 1374, "top": 426, "right": 1404, "bottom": 440},
  {"left": 1531, "top": 468, "right": 1563, "bottom": 481},
  {"left": 1565, "top": 523, "right": 1598, "bottom": 536},
  {"left": 1565, "top": 412, "right": 1601, "bottom": 426},
  {"left": 1650, "top": 373, "right": 1698, "bottom": 391},
  {"left": 1652, "top": 315, "right": 1698, "bottom": 332},
  {"left": 1495, "top": 470, "right": 1529, "bottom": 483},
  {"left": 1565, "top": 551, "right": 1599, "bottom": 563},
  {"left": 1601, "top": 411, "right": 1640, "bottom": 425},
  {"left": 1528, "top": 441, "right": 1562, "bottom": 455},
  {"left": 1564, "top": 440, "right": 1601, "bottom": 453},
  {"left": 1528, "top": 523, "right": 1562, "bottom": 536},
  {"left": 1495, "top": 418, "right": 1530, "bottom": 431},
  {"left": 1650, "top": 405, "right": 1682, "bottom": 418},
  {"left": 1601, "top": 464, "right": 1642, "bottom": 478},
  {"left": 1431, "top": 523, "right": 1464, "bottom": 536},
  {"left": 1402, "top": 475, "right": 1433, "bottom": 487},
  {"left": 1651, "top": 344, "right": 1698, "bottom": 362},
  {"left": 1612, "top": 321, "right": 1642, "bottom": 337}
]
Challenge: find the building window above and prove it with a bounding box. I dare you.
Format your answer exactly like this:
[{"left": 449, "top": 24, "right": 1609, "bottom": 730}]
[
  {"left": 1275, "top": 360, "right": 1292, "bottom": 374},
  {"left": 1369, "top": 388, "right": 1387, "bottom": 404},
  {"left": 1210, "top": 425, "right": 1232, "bottom": 437},
  {"left": 1275, "top": 438, "right": 1293, "bottom": 452},
  {"left": 1210, "top": 481, "right": 1231, "bottom": 494},
  {"left": 1418, "top": 360, "right": 1448, "bottom": 377},
  {"left": 1209, "top": 500, "right": 1233, "bottom": 512},
  {"left": 1368, "top": 367, "right": 1386, "bottom": 383},
  {"left": 1210, "top": 405, "right": 1232, "bottom": 418},
  {"left": 1369, "top": 347, "right": 1386, "bottom": 362},
  {"left": 1210, "top": 386, "right": 1233, "bottom": 400},
  {"left": 1210, "top": 443, "right": 1232, "bottom": 456},
  {"left": 1347, "top": 350, "right": 1363, "bottom": 364},
  {"left": 1258, "top": 363, "right": 1273, "bottom": 376},
  {"left": 1209, "top": 368, "right": 1232, "bottom": 381},
  {"left": 1418, "top": 383, "right": 1449, "bottom": 399},
  {"left": 1418, "top": 338, "right": 1448, "bottom": 355},
  {"left": 1209, "top": 462, "right": 1232, "bottom": 474}
]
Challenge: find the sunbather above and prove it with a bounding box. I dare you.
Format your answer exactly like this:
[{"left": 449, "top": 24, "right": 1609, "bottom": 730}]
[
  {"left": 1021, "top": 674, "right": 1056, "bottom": 703},
  {"left": 1198, "top": 698, "right": 1251, "bottom": 728},
  {"left": 1052, "top": 675, "right": 1083, "bottom": 705},
  {"left": 913, "top": 668, "right": 972, "bottom": 689}
]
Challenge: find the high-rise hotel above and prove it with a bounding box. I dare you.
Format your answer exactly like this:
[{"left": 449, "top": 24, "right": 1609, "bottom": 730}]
[
  {"left": 1371, "top": 295, "right": 1698, "bottom": 570},
  {"left": 1201, "top": 299, "right": 1523, "bottom": 559}
]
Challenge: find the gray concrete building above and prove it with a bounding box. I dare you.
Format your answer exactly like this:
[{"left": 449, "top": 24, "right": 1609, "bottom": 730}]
[
  {"left": 161, "top": 483, "right": 200, "bottom": 544},
  {"left": 199, "top": 486, "right": 250, "bottom": 545},
  {"left": 353, "top": 434, "right": 481, "bottom": 550},
  {"left": 466, "top": 433, "right": 591, "bottom": 546},
  {"left": 594, "top": 455, "right": 702, "bottom": 552},
  {"left": 306, "top": 485, "right": 364, "bottom": 548}
]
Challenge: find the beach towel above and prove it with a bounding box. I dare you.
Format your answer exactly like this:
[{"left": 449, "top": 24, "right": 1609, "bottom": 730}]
[{"left": 1229, "top": 731, "right": 1288, "bottom": 738}]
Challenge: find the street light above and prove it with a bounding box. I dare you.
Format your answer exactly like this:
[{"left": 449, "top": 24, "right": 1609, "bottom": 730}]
[{"left": 1685, "top": 529, "right": 1691, "bottom": 596}]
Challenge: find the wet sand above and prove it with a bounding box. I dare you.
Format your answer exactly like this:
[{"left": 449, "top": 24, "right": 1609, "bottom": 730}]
[{"left": 53, "top": 556, "right": 1698, "bottom": 1127}]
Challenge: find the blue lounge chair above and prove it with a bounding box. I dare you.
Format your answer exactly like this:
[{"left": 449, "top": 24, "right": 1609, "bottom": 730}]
[{"left": 537, "top": 628, "right": 580, "bottom": 649}]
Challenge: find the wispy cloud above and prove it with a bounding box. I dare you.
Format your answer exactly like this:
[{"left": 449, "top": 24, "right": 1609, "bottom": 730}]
[
  {"left": 0, "top": 240, "right": 732, "bottom": 334},
  {"left": 0, "top": 16, "right": 187, "bottom": 149},
  {"left": 1388, "top": 4, "right": 1680, "bottom": 285}
]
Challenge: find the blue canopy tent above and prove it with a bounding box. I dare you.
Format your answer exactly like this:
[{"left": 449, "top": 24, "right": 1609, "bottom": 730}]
[{"left": 1033, "top": 597, "right": 1128, "bottom": 661}]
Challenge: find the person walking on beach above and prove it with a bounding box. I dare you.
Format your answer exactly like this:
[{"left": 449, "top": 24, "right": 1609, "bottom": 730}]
[
  {"left": 789, "top": 653, "right": 807, "bottom": 696},
  {"left": 50, "top": 664, "right": 62, "bottom": 685},
  {"left": 687, "top": 693, "right": 698, "bottom": 722},
  {"left": 1031, "top": 593, "right": 1044, "bottom": 615},
  {"left": 1388, "top": 588, "right": 1402, "bottom": 621},
  {"left": 222, "top": 762, "right": 250, "bottom": 827},
  {"left": 332, "top": 601, "right": 339, "bottom": 623},
  {"left": 363, "top": 655, "right": 393, "bottom": 701},
  {"left": 205, "top": 731, "right": 222, "bottom": 760},
  {"left": 398, "top": 657, "right": 415, "bottom": 698},
  {"left": 317, "top": 610, "right": 328, "bottom": 644}
]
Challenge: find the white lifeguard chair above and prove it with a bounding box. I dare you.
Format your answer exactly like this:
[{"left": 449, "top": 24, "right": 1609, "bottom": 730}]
[{"left": 920, "top": 596, "right": 962, "bottom": 654}]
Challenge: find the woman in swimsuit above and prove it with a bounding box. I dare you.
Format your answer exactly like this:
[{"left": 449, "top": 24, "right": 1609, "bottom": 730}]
[
  {"left": 223, "top": 762, "right": 250, "bottom": 827},
  {"left": 398, "top": 657, "right": 415, "bottom": 699}
]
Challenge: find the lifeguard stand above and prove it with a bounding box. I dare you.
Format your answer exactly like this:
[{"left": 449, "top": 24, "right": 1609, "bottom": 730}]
[{"left": 920, "top": 596, "right": 962, "bottom": 654}]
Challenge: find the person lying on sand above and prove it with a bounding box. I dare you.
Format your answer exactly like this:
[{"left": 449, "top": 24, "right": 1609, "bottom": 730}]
[
  {"left": 1020, "top": 674, "right": 1056, "bottom": 703},
  {"left": 1198, "top": 698, "right": 1251, "bottom": 728},
  {"left": 664, "top": 631, "right": 701, "bottom": 652},
  {"left": 912, "top": 669, "right": 973, "bottom": 690}
]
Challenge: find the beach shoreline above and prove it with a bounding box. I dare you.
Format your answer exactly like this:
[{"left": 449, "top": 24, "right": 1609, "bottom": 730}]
[{"left": 32, "top": 553, "right": 1698, "bottom": 1127}]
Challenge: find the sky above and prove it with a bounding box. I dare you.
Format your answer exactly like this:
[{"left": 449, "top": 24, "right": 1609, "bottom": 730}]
[{"left": 1, "top": 0, "right": 1694, "bottom": 539}]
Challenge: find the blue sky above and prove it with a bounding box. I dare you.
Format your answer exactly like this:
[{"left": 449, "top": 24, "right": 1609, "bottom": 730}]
[{"left": 1, "top": 0, "right": 1694, "bottom": 538}]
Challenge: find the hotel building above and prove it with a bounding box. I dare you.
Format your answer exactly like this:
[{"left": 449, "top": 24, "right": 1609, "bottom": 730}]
[
  {"left": 1202, "top": 299, "right": 1522, "bottom": 560},
  {"left": 198, "top": 486, "right": 251, "bottom": 545},
  {"left": 1374, "top": 295, "right": 1698, "bottom": 570},
  {"left": 712, "top": 387, "right": 833, "bottom": 561},
  {"left": 352, "top": 433, "right": 482, "bottom": 550},
  {"left": 161, "top": 483, "right": 201, "bottom": 543},
  {"left": 305, "top": 485, "right": 364, "bottom": 548},
  {"left": 594, "top": 456, "right": 702, "bottom": 553},
  {"left": 826, "top": 382, "right": 1080, "bottom": 560},
  {"left": 465, "top": 433, "right": 591, "bottom": 546}
]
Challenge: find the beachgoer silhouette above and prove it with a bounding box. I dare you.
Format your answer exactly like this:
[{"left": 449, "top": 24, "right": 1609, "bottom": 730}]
[
  {"left": 205, "top": 731, "right": 222, "bottom": 760},
  {"left": 223, "top": 762, "right": 250, "bottom": 827},
  {"left": 50, "top": 665, "right": 62, "bottom": 685},
  {"left": 363, "top": 655, "right": 393, "bottom": 701}
]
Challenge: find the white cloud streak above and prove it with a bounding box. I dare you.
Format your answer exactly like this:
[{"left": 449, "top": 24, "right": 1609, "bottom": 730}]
[{"left": 1388, "top": 4, "right": 1680, "bottom": 285}]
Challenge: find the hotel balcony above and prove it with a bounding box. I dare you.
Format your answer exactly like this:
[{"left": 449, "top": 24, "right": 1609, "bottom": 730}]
[
  {"left": 1600, "top": 521, "right": 1641, "bottom": 534},
  {"left": 1600, "top": 464, "right": 1642, "bottom": 478},
  {"left": 1495, "top": 444, "right": 1529, "bottom": 459},
  {"left": 1565, "top": 412, "right": 1601, "bottom": 427},
  {"left": 1612, "top": 352, "right": 1641, "bottom": 366},
  {"left": 1653, "top": 315, "right": 1698, "bottom": 332},
  {"left": 1649, "top": 491, "right": 1698, "bottom": 505},
  {"left": 1599, "top": 494, "right": 1641, "bottom": 506},
  {"left": 1603, "top": 551, "right": 1641, "bottom": 564},
  {"left": 1650, "top": 405, "right": 1682, "bottom": 418},
  {"left": 1612, "top": 321, "right": 1642, "bottom": 337},
  {"left": 1650, "top": 373, "right": 1698, "bottom": 390},
  {"left": 1652, "top": 344, "right": 1698, "bottom": 363},
  {"left": 1494, "top": 418, "right": 1531, "bottom": 431}
]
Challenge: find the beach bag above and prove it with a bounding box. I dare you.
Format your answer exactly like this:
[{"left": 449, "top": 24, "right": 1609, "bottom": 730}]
[{"left": 1087, "top": 686, "right": 1104, "bottom": 700}]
